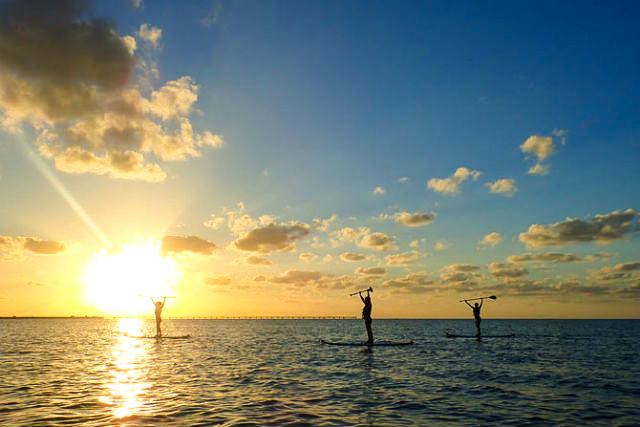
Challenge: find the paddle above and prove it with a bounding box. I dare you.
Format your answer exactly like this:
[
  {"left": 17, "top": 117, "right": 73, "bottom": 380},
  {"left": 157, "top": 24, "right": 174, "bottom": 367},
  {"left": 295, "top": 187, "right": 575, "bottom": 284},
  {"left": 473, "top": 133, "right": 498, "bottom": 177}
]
[
  {"left": 459, "top": 295, "right": 497, "bottom": 302},
  {"left": 349, "top": 287, "right": 373, "bottom": 296}
]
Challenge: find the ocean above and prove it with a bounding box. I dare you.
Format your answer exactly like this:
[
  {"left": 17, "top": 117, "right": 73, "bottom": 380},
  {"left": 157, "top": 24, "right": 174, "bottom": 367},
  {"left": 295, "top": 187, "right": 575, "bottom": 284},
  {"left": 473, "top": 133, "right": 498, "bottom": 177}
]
[{"left": 1, "top": 318, "right": 638, "bottom": 426}]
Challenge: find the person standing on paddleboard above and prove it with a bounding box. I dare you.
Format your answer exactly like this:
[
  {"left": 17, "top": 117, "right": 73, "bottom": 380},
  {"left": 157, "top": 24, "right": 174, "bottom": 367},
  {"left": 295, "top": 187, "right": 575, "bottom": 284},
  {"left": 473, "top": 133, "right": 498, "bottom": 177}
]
[
  {"left": 360, "top": 290, "right": 374, "bottom": 344},
  {"left": 151, "top": 297, "right": 166, "bottom": 337},
  {"left": 465, "top": 299, "right": 483, "bottom": 337}
]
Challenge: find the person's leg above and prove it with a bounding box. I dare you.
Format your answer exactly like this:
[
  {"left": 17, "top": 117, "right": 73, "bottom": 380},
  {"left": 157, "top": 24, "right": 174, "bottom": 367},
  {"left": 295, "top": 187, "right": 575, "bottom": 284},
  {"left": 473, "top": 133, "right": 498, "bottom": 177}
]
[
  {"left": 156, "top": 318, "right": 162, "bottom": 337},
  {"left": 475, "top": 318, "right": 481, "bottom": 337},
  {"left": 365, "top": 318, "right": 374, "bottom": 343}
]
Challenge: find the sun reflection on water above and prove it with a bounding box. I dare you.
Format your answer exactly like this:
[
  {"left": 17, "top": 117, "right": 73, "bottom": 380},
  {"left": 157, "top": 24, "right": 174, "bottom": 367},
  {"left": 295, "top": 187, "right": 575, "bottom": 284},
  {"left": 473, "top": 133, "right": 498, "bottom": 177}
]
[{"left": 100, "top": 318, "right": 153, "bottom": 419}]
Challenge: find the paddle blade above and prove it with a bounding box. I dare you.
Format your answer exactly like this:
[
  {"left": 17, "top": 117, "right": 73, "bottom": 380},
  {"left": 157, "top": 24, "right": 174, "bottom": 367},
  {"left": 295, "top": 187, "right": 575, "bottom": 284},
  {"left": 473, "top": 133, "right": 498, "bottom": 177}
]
[{"left": 489, "top": 295, "right": 497, "bottom": 299}]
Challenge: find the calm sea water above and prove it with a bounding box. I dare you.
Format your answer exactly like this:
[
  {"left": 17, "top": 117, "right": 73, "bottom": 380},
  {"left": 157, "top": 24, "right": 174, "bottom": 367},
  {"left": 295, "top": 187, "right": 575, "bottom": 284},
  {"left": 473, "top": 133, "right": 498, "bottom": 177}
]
[{"left": 1, "top": 318, "right": 639, "bottom": 426}]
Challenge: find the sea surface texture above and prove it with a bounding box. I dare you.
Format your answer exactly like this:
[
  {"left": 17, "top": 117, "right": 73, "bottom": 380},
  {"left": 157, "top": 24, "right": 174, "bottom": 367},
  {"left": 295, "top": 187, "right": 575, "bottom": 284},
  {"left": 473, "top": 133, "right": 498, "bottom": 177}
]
[{"left": 1, "top": 318, "right": 639, "bottom": 426}]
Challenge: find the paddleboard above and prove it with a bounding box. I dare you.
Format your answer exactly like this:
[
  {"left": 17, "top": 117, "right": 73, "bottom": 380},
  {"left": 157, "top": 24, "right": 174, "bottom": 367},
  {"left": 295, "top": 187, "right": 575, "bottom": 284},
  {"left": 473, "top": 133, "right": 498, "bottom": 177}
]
[
  {"left": 124, "top": 333, "right": 191, "bottom": 339},
  {"left": 320, "top": 339, "right": 414, "bottom": 346},
  {"left": 445, "top": 332, "right": 514, "bottom": 338}
]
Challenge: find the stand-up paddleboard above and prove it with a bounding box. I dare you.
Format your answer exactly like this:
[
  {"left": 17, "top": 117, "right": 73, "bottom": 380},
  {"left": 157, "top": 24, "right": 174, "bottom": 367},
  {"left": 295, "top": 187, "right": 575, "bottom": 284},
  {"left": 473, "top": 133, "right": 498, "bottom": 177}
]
[
  {"left": 320, "top": 339, "right": 414, "bottom": 346},
  {"left": 124, "top": 333, "right": 191, "bottom": 339},
  {"left": 445, "top": 332, "right": 514, "bottom": 338}
]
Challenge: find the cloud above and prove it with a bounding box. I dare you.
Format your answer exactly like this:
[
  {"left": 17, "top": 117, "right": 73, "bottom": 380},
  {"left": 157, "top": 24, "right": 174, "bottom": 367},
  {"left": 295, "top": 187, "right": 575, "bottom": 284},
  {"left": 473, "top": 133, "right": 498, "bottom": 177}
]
[
  {"left": 409, "top": 240, "right": 420, "bottom": 248},
  {"left": 383, "top": 272, "right": 435, "bottom": 294},
  {"left": 271, "top": 270, "right": 322, "bottom": 285},
  {"left": 331, "top": 227, "right": 370, "bottom": 243},
  {"left": 0, "top": 1, "right": 223, "bottom": 181},
  {"left": 485, "top": 178, "right": 517, "bottom": 196},
  {"left": 488, "top": 262, "right": 529, "bottom": 279},
  {"left": 312, "top": 214, "right": 337, "bottom": 232},
  {"left": 521, "top": 136, "right": 554, "bottom": 161},
  {"left": 161, "top": 235, "right": 216, "bottom": 255},
  {"left": 440, "top": 264, "right": 482, "bottom": 287},
  {"left": 393, "top": 211, "right": 435, "bottom": 227},
  {"left": 373, "top": 186, "right": 386, "bottom": 195},
  {"left": 528, "top": 163, "right": 550, "bottom": 176},
  {"left": 240, "top": 256, "right": 272, "bottom": 267},
  {"left": 340, "top": 252, "right": 369, "bottom": 262},
  {"left": 355, "top": 267, "right": 386, "bottom": 276},
  {"left": 479, "top": 232, "right": 501, "bottom": 247},
  {"left": 231, "top": 222, "right": 311, "bottom": 253},
  {"left": 203, "top": 215, "right": 225, "bottom": 230},
  {"left": 137, "top": 24, "right": 162, "bottom": 48},
  {"left": 506, "top": 252, "right": 608, "bottom": 264},
  {"left": 398, "top": 177, "right": 410, "bottom": 184},
  {"left": 358, "top": 232, "right": 395, "bottom": 251},
  {"left": 203, "top": 275, "right": 232, "bottom": 286},
  {"left": 299, "top": 252, "right": 318, "bottom": 262},
  {"left": 427, "top": 167, "right": 482, "bottom": 194},
  {"left": 434, "top": 242, "right": 447, "bottom": 251},
  {"left": 588, "top": 262, "right": 640, "bottom": 282},
  {"left": 519, "top": 209, "right": 638, "bottom": 249},
  {"left": 1, "top": 235, "right": 68, "bottom": 261},
  {"left": 385, "top": 250, "right": 420, "bottom": 265}
]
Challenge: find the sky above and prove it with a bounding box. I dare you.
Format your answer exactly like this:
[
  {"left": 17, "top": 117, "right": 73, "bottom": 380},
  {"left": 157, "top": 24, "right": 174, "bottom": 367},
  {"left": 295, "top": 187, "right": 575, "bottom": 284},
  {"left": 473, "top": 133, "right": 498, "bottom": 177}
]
[{"left": 0, "top": 0, "right": 638, "bottom": 318}]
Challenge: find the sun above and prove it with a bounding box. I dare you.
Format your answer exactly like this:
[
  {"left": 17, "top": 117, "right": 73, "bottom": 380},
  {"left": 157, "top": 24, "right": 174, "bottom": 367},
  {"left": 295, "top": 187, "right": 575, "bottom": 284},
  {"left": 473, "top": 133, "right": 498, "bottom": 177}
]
[{"left": 82, "top": 241, "right": 179, "bottom": 316}]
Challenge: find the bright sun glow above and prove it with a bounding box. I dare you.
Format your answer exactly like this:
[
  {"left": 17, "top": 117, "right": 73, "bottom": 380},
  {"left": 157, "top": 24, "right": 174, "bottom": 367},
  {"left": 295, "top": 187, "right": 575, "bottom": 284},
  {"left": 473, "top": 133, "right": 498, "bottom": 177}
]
[{"left": 83, "top": 241, "right": 179, "bottom": 316}]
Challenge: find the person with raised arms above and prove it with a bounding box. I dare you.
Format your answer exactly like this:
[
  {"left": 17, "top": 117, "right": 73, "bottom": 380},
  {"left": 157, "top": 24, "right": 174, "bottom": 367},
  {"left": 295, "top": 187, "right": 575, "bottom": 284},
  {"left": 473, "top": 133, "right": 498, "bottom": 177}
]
[
  {"left": 465, "top": 299, "right": 483, "bottom": 337},
  {"left": 359, "top": 288, "right": 373, "bottom": 344},
  {"left": 150, "top": 296, "right": 166, "bottom": 337}
]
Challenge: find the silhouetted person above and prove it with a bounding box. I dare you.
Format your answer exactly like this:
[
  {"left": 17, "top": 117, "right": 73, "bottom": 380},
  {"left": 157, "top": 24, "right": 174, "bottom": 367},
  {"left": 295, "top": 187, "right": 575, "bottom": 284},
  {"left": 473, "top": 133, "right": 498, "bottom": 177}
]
[
  {"left": 465, "top": 300, "right": 483, "bottom": 337},
  {"left": 151, "top": 297, "right": 166, "bottom": 337},
  {"left": 360, "top": 290, "right": 373, "bottom": 344}
]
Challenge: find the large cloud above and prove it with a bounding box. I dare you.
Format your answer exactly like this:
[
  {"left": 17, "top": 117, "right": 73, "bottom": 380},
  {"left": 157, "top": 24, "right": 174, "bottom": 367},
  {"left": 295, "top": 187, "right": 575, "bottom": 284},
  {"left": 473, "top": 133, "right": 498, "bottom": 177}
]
[
  {"left": 161, "top": 235, "right": 217, "bottom": 255},
  {"left": 0, "top": 0, "right": 223, "bottom": 182},
  {"left": 231, "top": 222, "right": 311, "bottom": 253},
  {"left": 588, "top": 262, "right": 640, "bottom": 282},
  {"left": 488, "top": 262, "right": 529, "bottom": 279},
  {"left": 427, "top": 167, "right": 481, "bottom": 194},
  {"left": 0, "top": 235, "right": 68, "bottom": 261},
  {"left": 519, "top": 209, "right": 638, "bottom": 249}
]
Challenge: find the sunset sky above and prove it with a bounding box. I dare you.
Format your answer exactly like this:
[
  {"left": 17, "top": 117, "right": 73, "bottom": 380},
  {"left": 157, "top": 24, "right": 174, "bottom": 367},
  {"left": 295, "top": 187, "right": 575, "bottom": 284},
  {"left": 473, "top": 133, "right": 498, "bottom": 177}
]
[{"left": 0, "top": 0, "right": 638, "bottom": 318}]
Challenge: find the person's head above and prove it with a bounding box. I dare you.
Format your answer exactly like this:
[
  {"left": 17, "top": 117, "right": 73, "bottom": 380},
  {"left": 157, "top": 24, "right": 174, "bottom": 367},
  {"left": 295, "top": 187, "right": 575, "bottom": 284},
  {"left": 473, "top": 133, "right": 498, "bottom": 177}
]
[
  {"left": 474, "top": 302, "right": 479, "bottom": 307},
  {"left": 364, "top": 295, "right": 371, "bottom": 302}
]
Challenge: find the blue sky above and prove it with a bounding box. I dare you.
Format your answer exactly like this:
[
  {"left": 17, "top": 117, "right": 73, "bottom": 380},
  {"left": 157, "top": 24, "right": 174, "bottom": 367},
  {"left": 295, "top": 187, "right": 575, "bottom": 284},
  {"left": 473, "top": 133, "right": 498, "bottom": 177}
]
[{"left": 0, "top": 0, "right": 638, "bottom": 317}]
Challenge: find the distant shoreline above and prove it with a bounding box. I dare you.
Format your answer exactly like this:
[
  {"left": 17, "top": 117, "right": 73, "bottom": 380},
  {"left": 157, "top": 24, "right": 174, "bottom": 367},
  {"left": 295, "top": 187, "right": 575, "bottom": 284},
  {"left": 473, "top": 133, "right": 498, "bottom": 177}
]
[{"left": 1, "top": 316, "right": 638, "bottom": 320}]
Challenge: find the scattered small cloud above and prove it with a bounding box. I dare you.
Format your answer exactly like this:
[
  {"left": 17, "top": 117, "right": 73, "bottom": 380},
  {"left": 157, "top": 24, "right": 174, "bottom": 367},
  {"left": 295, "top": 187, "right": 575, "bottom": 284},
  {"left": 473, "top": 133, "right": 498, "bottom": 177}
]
[
  {"left": 521, "top": 134, "right": 559, "bottom": 176},
  {"left": 398, "top": 177, "right": 410, "bottom": 184},
  {"left": 271, "top": 270, "right": 322, "bottom": 286},
  {"left": 383, "top": 272, "right": 435, "bottom": 294},
  {"left": 507, "top": 252, "right": 610, "bottom": 264},
  {"left": 204, "top": 275, "right": 232, "bottom": 286},
  {"left": 231, "top": 222, "right": 311, "bottom": 254},
  {"left": 488, "top": 262, "right": 529, "bottom": 279},
  {"left": 137, "top": 24, "right": 162, "bottom": 48},
  {"left": 358, "top": 232, "right": 396, "bottom": 251},
  {"left": 340, "top": 252, "right": 369, "bottom": 262},
  {"left": 299, "top": 252, "right": 318, "bottom": 262},
  {"left": 528, "top": 163, "right": 550, "bottom": 176},
  {"left": 312, "top": 214, "right": 338, "bottom": 232},
  {"left": 161, "top": 235, "right": 217, "bottom": 255},
  {"left": 239, "top": 256, "right": 273, "bottom": 267},
  {"left": 427, "top": 167, "right": 482, "bottom": 194},
  {"left": 409, "top": 240, "right": 420, "bottom": 248},
  {"left": 355, "top": 267, "right": 386, "bottom": 276},
  {"left": 393, "top": 211, "right": 435, "bottom": 227},
  {"left": 203, "top": 215, "right": 225, "bottom": 230},
  {"left": 1, "top": 235, "right": 68, "bottom": 261},
  {"left": 479, "top": 232, "right": 502, "bottom": 248},
  {"left": 485, "top": 178, "right": 517, "bottom": 196},
  {"left": 385, "top": 250, "right": 420, "bottom": 265},
  {"left": 373, "top": 186, "right": 386, "bottom": 195},
  {"left": 588, "top": 262, "right": 640, "bottom": 282},
  {"left": 434, "top": 242, "right": 448, "bottom": 251}
]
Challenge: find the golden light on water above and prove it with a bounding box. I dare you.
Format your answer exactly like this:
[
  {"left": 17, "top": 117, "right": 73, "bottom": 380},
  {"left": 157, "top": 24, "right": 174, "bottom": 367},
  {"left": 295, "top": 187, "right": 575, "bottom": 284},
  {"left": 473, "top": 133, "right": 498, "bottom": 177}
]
[
  {"left": 100, "top": 318, "right": 152, "bottom": 419},
  {"left": 82, "top": 242, "right": 179, "bottom": 316}
]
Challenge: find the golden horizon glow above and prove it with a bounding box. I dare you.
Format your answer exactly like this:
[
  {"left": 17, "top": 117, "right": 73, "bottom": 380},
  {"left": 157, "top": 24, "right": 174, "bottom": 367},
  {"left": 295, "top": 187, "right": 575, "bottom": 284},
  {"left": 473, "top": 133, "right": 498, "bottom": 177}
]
[{"left": 82, "top": 241, "right": 179, "bottom": 316}]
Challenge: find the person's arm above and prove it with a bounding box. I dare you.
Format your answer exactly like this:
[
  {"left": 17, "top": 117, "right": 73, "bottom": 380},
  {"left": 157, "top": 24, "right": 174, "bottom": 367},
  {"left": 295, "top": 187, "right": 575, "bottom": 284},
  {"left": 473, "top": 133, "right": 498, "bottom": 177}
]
[
  {"left": 464, "top": 301, "right": 473, "bottom": 309},
  {"left": 150, "top": 297, "right": 155, "bottom": 304},
  {"left": 360, "top": 292, "right": 365, "bottom": 303},
  {"left": 479, "top": 299, "right": 483, "bottom": 309}
]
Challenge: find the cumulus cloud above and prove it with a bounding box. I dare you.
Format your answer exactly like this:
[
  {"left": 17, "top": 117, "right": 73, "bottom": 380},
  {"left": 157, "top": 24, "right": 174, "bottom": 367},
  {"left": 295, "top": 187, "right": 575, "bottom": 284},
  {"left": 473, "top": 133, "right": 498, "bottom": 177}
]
[
  {"left": 521, "top": 135, "right": 556, "bottom": 176},
  {"left": 161, "top": 235, "right": 216, "bottom": 255},
  {"left": 528, "top": 163, "right": 550, "bottom": 176},
  {"left": 485, "top": 178, "right": 517, "bottom": 196},
  {"left": 519, "top": 209, "right": 638, "bottom": 249},
  {"left": 427, "top": 167, "right": 482, "bottom": 194},
  {"left": 488, "top": 262, "right": 529, "bottom": 279},
  {"left": 398, "top": 177, "right": 410, "bottom": 184},
  {"left": 355, "top": 267, "right": 386, "bottom": 276},
  {"left": 479, "top": 232, "right": 501, "bottom": 247},
  {"left": 271, "top": 270, "right": 322, "bottom": 286},
  {"left": 506, "top": 252, "right": 609, "bottom": 264},
  {"left": 434, "top": 242, "right": 448, "bottom": 251},
  {"left": 358, "top": 232, "right": 395, "bottom": 251},
  {"left": 373, "top": 186, "right": 386, "bottom": 195},
  {"left": 312, "top": 214, "right": 337, "bottom": 232},
  {"left": 385, "top": 250, "right": 420, "bottom": 265},
  {"left": 299, "top": 252, "right": 318, "bottom": 262},
  {"left": 1, "top": 235, "right": 68, "bottom": 261},
  {"left": 383, "top": 272, "right": 435, "bottom": 294},
  {"left": 203, "top": 275, "right": 232, "bottom": 286},
  {"left": 203, "top": 215, "right": 225, "bottom": 230},
  {"left": 331, "top": 227, "right": 370, "bottom": 243},
  {"left": 0, "top": 1, "right": 223, "bottom": 182},
  {"left": 231, "top": 222, "right": 311, "bottom": 253},
  {"left": 137, "top": 24, "right": 162, "bottom": 48},
  {"left": 340, "top": 252, "right": 369, "bottom": 262},
  {"left": 410, "top": 240, "right": 420, "bottom": 248},
  {"left": 588, "top": 262, "right": 640, "bottom": 282},
  {"left": 440, "top": 264, "right": 481, "bottom": 286},
  {"left": 393, "top": 211, "right": 435, "bottom": 227},
  {"left": 239, "top": 256, "right": 272, "bottom": 267}
]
